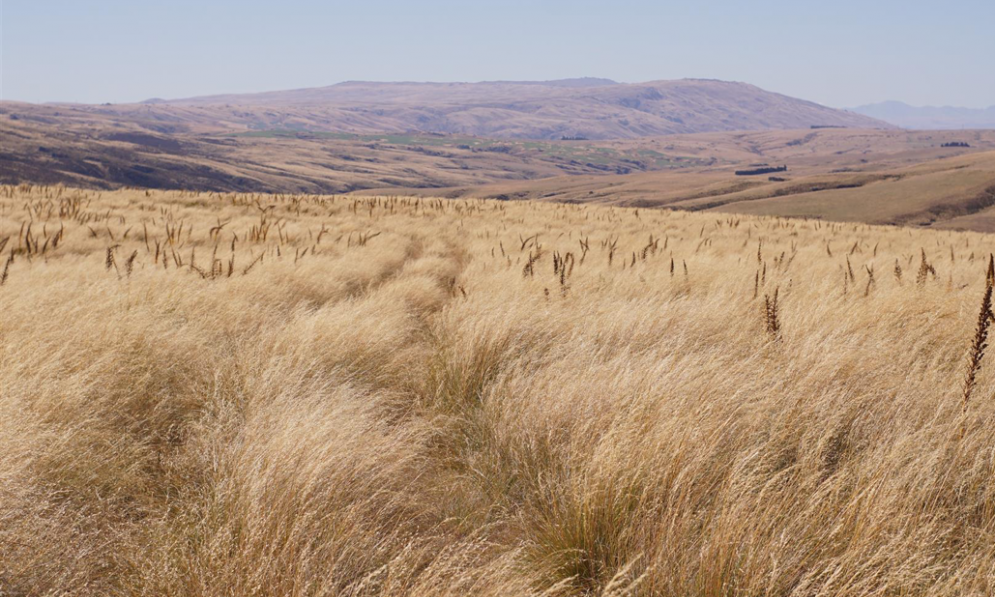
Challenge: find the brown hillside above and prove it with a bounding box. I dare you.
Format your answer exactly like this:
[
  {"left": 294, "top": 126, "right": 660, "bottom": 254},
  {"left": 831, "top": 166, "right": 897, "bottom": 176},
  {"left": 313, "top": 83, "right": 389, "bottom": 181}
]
[{"left": 19, "top": 79, "right": 888, "bottom": 140}]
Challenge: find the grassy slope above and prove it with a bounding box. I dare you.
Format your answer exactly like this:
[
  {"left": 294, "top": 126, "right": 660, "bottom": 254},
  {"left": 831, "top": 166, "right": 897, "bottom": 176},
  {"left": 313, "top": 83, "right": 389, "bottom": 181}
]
[
  {"left": 703, "top": 151, "right": 995, "bottom": 225},
  {"left": 3, "top": 106, "right": 994, "bottom": 231},
  {"left": 0, "top": 110, "right": 635, "bottom": 193},
  {"left": 3, "top": 185, "right": 995, "bottom": 596},
  {"left": 399, "top": 141, "right": 995, "bottom": 231}
]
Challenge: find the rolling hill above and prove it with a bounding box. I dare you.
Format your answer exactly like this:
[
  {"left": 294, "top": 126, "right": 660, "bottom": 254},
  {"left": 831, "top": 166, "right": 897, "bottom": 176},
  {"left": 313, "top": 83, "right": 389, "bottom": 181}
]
[
  {"left": 358, "top": 129, "right": 995, "bottom": 231},
  {"left": 0, "top": 101, "right": 712, "bottom": 193},
  {"left": 26, "top": 79, "right": 888, "bottom": 140},
  {"left": 9, "top": 80, "right": 995, "bottom": 231},
  {"left": 2, "top": 97, "right": 992, "bottom": 230}
]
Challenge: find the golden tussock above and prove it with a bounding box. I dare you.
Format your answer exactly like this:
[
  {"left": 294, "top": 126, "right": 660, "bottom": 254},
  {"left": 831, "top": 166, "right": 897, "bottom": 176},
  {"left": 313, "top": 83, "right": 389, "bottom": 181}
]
[{"left": 2, "top": 185, "right": 995, "bottom": 596}]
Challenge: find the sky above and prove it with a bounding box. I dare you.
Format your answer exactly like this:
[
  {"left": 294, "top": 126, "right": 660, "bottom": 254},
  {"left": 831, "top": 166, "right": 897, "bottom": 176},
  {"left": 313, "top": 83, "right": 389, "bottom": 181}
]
[{"left": 2, "top": 0, "right": 993, "bottom": 109}]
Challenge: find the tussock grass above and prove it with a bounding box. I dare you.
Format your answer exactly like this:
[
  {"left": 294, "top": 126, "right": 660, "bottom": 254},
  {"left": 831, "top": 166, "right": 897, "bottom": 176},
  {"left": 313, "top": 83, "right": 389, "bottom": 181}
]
[{"left": 3, "top": 186, "right": 995, "bottom": 596}]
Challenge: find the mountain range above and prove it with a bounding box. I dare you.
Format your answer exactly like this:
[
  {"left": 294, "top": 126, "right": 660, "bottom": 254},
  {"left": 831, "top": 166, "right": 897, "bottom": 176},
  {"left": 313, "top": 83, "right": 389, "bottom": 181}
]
[
  {"left": 3, "top": 78, "right": 994, "bottom": 231},
  {"left": 850, "top": 101, "right": 995, "bottom": 130},
  {"left": 69, "top": 78, "right": 889, "bottom": 140}
]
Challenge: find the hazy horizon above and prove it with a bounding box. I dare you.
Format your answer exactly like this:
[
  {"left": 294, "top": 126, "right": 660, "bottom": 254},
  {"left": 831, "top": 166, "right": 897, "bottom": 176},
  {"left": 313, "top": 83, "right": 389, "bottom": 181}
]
[
  {"left": 6, "top": 79, "right": 995, "bottom": 112},
  {"left": 3, "top": 0, "right": 993, "bottom": 109},
  {"left": 12, "top": 77, "right": 995, "bottom": 111}
]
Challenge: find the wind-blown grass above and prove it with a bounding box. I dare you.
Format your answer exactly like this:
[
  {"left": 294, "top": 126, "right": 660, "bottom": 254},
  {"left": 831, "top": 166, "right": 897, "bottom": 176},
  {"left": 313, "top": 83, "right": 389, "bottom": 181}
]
[{"left": 2, "top": 185, "right": 995, "bottom": 596}]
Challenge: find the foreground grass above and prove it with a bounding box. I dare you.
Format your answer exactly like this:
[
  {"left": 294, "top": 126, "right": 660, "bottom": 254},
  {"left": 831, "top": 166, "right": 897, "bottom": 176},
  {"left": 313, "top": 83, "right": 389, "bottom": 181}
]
[{"left": 2, "top": 185, "right": 995, "bottom": 596}]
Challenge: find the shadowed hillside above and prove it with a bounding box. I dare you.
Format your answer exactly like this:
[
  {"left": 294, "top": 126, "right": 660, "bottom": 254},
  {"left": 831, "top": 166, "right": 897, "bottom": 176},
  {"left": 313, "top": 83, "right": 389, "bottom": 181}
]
[{"left": 362, "top": 130, "right": 995, "bottom": 232}]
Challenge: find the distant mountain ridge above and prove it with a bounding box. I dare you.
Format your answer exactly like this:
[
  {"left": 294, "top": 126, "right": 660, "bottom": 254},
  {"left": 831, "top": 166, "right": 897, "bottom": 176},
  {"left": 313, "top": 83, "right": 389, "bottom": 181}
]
[
  {"left": 111, "top": 78, "right": 888, "bottom": 140},
  {"left": 851, "top": 101, "right": 995, "bottom": 130},
  {"left": 460, "top": 77, "right": 620, "bottom": 88}
]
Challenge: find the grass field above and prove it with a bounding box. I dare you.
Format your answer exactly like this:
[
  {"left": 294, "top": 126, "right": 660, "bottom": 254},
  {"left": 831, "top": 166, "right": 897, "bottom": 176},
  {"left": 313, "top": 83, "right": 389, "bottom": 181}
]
[
  {"left": 3, "top": 185, "right": 995, "bottom": 596},
  {"left": 405, "top": 147, "right": 995, "bottom": 232}
]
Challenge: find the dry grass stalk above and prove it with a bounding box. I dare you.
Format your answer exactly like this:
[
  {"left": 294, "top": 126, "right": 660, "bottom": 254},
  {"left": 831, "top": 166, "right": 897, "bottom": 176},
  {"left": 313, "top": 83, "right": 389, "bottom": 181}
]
[
  {"left": 763, "top": 286, "right": 781, "bottom": 339},
  {"left": 105, "top": 245, "right": 118, "bottom": 272},
  {"left": 1, "top": 252, "right": 12, "bottom": 286},
  {"left": 864, "top": 264, "right": 875, "bottom": 297},
  {"left": 962, "top": 255, "right": 995, "bottom": 417},
  {"left": 917, "top": 249, "right": 936, "bottom": 286},
  {"left": 125, "top": 251, "right": 138, "bottom": 278}
]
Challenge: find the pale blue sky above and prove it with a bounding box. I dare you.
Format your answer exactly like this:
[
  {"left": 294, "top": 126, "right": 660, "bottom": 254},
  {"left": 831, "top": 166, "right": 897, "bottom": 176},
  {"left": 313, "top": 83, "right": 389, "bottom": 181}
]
[{"left": 2, "top": 0, "right": 993, "bottom": 108}]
